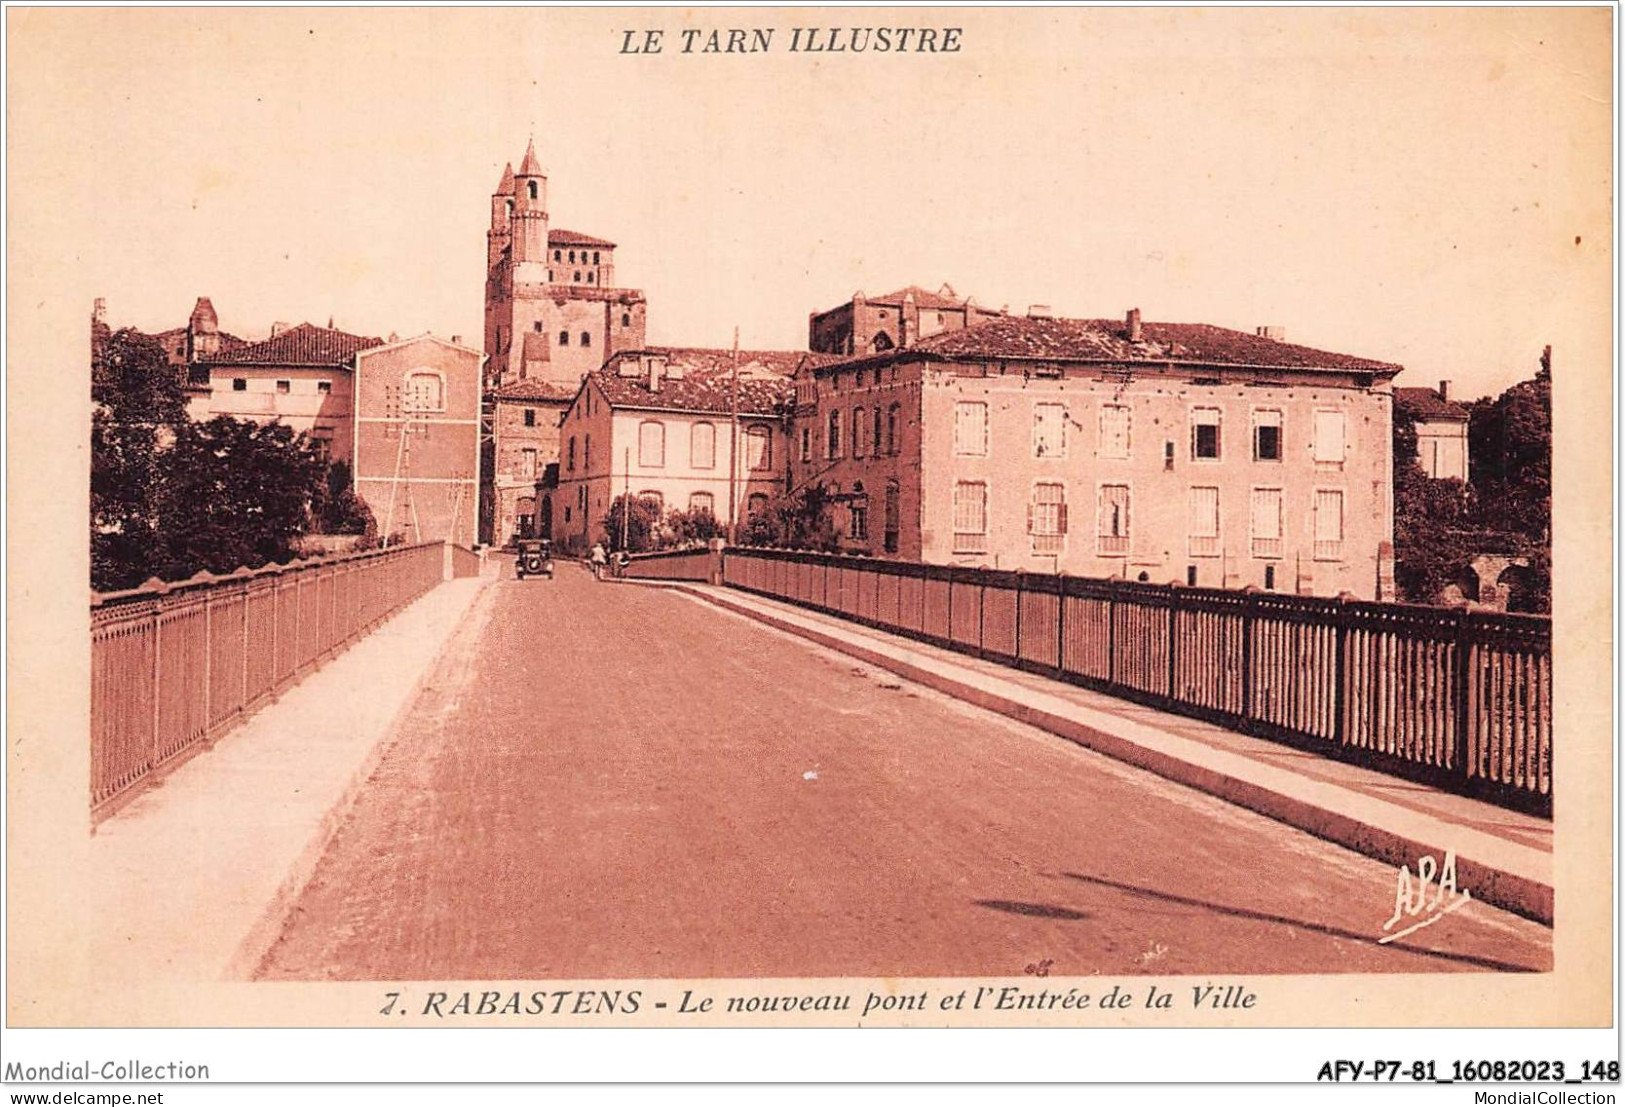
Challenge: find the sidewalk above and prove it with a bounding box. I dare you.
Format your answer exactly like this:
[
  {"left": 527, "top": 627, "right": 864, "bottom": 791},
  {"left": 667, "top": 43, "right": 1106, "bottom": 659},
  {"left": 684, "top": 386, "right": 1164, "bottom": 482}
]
[
  {"left": 647, "top": 580, "right": 1553, "bottom": 925},
  {"left": 82, "top": 568, "right": 496, "bottom": 988}
]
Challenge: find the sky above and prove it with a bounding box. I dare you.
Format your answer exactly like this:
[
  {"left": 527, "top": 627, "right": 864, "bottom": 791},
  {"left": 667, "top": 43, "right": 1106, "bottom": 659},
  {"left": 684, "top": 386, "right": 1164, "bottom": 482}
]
[{"left": 8, "top": 6, "right": 1613, "bottom": 401}]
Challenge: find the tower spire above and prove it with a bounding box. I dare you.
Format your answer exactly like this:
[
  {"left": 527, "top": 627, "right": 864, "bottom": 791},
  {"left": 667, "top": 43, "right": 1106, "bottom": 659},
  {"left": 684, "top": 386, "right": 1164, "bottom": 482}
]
[
  {"left": 518, "top": 137, "right": 544, "bottom": 178},
  {"left": 496, "top": 161, "right": 515, "bottom": 193}
]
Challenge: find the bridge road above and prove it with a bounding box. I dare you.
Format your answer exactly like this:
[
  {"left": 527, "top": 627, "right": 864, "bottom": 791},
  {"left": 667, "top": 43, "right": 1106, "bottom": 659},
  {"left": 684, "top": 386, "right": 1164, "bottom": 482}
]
[{"left": 256, "top": 563, "right": 1551, "bottom": 980}]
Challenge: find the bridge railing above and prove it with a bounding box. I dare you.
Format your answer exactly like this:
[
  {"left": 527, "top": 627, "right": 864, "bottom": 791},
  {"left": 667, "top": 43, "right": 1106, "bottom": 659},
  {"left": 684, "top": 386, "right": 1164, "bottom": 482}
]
[
  {"left": 620, "top": 545, "right": 723, "bottom": 583},
  {"left": 719, "top": 548, "right": 1552, "bottom": 816},
  {"left": 90, "top": 541, "right": 447, "bottom": 822}
]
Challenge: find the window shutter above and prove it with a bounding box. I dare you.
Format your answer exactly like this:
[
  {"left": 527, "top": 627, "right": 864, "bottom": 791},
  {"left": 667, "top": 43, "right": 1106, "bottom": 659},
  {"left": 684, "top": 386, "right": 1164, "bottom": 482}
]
[
  {"left": 1026, "top": 501, "right": 1034, "bottom": 534},
  {"left": 1058, "top": 502, "right": 1069, "bottom": 534}
]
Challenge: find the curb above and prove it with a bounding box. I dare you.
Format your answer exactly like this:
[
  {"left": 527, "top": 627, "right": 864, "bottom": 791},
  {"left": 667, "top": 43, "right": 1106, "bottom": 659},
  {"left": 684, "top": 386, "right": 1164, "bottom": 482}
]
[
  {"left": 660, "top": 581, "right": 1554, "bottom": 927},
  {"left": 223, "top": 576, "right": 499, "bottom": 980}
]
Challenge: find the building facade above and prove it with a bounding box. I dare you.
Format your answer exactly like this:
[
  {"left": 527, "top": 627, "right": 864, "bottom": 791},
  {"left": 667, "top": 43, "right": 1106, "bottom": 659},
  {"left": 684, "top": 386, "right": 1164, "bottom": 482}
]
[
  {"left": 483, "top": 140, "right": 648, "bottom": 391},
  {"left": 808, "top": 284, "right": 1005, "bottom": 356},
  {"left": 553, "top": 348, "right": 802, "bottom": 551},
  {"left": 351, "top": 334, "right": 484, "bottom": 546},
  {"left": 191, "top": 321, "right": 384, "bottom": 464},
  {"left": 487, "top": 377, "right": 575, "bottom": 544},
  {"left": 790, "top": 310, "right": 1402, "bottom": 599},
  {"left": 1395, "top": 380, "right": 1470, "bottom": 482}
]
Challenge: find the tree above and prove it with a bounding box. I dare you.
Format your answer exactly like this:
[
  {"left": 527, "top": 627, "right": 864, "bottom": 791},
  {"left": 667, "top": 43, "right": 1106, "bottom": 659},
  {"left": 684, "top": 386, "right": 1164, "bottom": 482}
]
[
  {"left": 310, "top": 460, "right": 377, "bottom": 537},
  {"left": 1468, "top": 375, "right": 1551, "bottom": 547},
  {"left": 739, "top": 485, "right": 840, "bottom": 551},
  {"left": 664, "top": 506, "right": 724, "bottom": 547},
  {"left": 601, "top": 494, "right": 665, "bottom": 554},
  {"left": 91, "top": 329, "right": 189, "bottom": 590},
  {"left": 152, "top": 417, "right": 327, "bottom": 580}
]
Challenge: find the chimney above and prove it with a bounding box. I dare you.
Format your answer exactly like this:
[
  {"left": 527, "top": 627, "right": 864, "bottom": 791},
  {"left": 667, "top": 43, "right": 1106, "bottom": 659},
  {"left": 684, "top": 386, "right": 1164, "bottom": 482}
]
[
  {"left": 1256, "top": 325, "right": 1286, "bottom": 342},
  {"left": 1126, "top": 308, "right": 1143, "bottom": 343},
  {"left": 92, "top": 297, "right": 106, "bottom": 325},
  {"left": 1438, "top": 379, "right": 1452, "bottom": 402},
  {"left": 270, "top": 321, "right": 292, "bottom": 337},
  {"left": 1026, "top": 304, "right": 1053, "bottom": 319},
  {"left": 647, "top": 357, "right": 663, "bottom": 392}
]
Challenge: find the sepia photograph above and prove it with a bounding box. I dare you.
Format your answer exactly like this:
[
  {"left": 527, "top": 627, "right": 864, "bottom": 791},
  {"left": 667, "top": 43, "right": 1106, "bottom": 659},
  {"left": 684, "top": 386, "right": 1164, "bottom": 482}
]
[{"left": 3, "top": 2, "right": 1616, "bottom": 1092}]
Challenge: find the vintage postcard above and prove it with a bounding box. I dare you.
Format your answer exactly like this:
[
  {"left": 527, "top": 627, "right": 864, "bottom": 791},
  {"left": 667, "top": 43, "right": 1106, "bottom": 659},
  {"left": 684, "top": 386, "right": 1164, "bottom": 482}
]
[{"left": 3, "top": 3, "right": 1615, "bottom": 1087}]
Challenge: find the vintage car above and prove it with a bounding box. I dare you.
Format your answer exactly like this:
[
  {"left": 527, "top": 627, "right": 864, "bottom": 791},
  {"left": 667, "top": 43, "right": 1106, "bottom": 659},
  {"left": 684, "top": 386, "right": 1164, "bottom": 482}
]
[{"left": 515, "top": 538, "right": 555, "bottom": 580}]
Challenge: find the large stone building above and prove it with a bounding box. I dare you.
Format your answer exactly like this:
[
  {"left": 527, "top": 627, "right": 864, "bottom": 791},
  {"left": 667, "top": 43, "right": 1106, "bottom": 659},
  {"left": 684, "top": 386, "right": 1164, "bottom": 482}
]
[
  {"left": 1395, "top": 380, "right": 1470, "bottom": 482},
  {"left": 552, "top": 348, "right": 807, "bottom": 551},
  {"left": 808, "top": 284, "right": 1005, "bottom": 356},
  {"left": 351, "top": 334, "right": 484, "bottom": 546},
  {"left": 789, "top": 309, "right": 1402, "bottom": 599},
  {"left": 482, "top": 139, "right": 648, "bottom": 390},
  {"left": 485, "top": 376, "right": 576, "bottom": 544}
]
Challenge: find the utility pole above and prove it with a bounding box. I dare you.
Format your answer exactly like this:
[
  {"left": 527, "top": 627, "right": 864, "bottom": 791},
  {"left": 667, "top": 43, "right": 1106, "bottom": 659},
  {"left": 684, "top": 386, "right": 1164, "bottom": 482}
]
[
  {"left": 727, "top": 326, "right": 741, "bottom": 545},
  {"left": 620, "top": 446, "right": 631, "bottom": 552}
]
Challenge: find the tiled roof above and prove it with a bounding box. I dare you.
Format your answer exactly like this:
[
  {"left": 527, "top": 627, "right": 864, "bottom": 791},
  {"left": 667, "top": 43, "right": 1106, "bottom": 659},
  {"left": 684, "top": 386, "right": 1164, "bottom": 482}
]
[
  {"left": 203, "top": 322, "right": 384, "bottom": 367},
  {"left": 866, "top": 284, "right": 967, "bottom": 311},
  {"left": 549, "top": 228, "right": 617, "bottom": 249},
  {"left": 496, "top": 162, "right": 514, "bottom": 193},
  {"left": 592, "top": 347, "right": 809, "bottom": 415},
  {"left": 150, "top": 326, "right": 248, "bottom": 353},
  {"left": 1395, "top": 386, "right": 1470, "bottom": 421},
  {"left": 492, "top": 378, "right": 575, "bottom": 402},
  {"left": 818, "top": 314, "right": 1402, "bottom": 375}
]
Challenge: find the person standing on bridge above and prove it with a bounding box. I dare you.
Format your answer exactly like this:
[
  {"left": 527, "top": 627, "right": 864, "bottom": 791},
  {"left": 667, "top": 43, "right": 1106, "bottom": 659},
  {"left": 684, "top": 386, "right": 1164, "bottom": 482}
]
[{"left": 590, "top": 541, "right": 608, "bottom": 581}]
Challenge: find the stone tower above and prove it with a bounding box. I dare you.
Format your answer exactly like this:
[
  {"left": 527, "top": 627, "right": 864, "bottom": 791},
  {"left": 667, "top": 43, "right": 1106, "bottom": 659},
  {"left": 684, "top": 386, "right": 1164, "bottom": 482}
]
[{"left": 482, "top": 138, "right": 648, "bottom": 391}]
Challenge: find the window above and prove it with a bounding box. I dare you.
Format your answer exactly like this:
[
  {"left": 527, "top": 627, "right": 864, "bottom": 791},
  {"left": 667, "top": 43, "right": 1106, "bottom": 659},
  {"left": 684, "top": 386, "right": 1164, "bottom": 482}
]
[
  {"left": 559, "top": 330, "right": 570, "bottom": 346},
  {"left": 594, "top": 251, "right": 601, "bottom": 265},
  {"left": 405, "top": 372, "right": 443, "bottom": 411},
  {"left": 524, "top": 408, "right": 536, "bottom": 427},
  {"left": 689, "top": 491, "right": 715, "bottom": 517},
  {"left": 1251, "top": 488, "right": 1284, "bottom": 559},
  {"left": 872, "top": 406, "right": 883, "bottom": 454},
  {"left": 567, "top": 436, "right": 576, "bottom": 471},
  {"left": 573, "top": 271, "right": 582, "bottom": 283},
  {"left": 584, "top": 433, "right": 591, "bottom": 468},
  {"left": 748, "top": 492, "right": 769, "bottom": 518},
  {"left": 528, "top": 180, "right": 538, "bottom": 201},
  {"left": 638, "top": 490, "right": 663, "bottom": 513},
  {"left": 276, "top": 379, "right": 291, "bottom": 393},
  {"left": 587, "top": 273, "right": 595, "bottom": 284},
  {"left": 581, "top": 331, "right": 592, "bottom": 347},
  {"left": 1034, "top": 403, "right": 1067, "bottom": 458},
  {"left": 849, "top": 502, "right": 869, "bottom": 541},
  {"left": 952, "top": 481, "right": 987, "bottom": 553},
  {"left": 317, "top": 380, "right": 332, "bottom": 394},
  {"left": 826, "top": 409, "right": 842, "bottom": 459},
  {"left": 639, "top": 420, "right": 666, "bottom": 467},
  {"left": 1313, "top": 409, "right": 1346, "bottom": 467},
  {"left": 690, "top": 421, "right": 716, "bottom": 469},
  {"left": 1253, "top": 409, "right": 1282, "bottom": 461},
  {"left": 519, "top": 448, "right": 537, "bottom": 480},
  {"left": 852, "top": 408, "right": 867, "bottom": 458},
  {"left": 883, "top": 480, "right": 901, "bottom": 553},
  {"left": 1189, "top": 486, "right": 1220, "bottom": 556},
  {"left": 621, "top": 313, "right": 631, "bottom": 327},
  {"left": 232, "top": 378, "right": 247, "bottom": 391},
  {"left": 886, "top": 404, "right": 900, "bottom": 455},
  {"left": 1030, "top": 482, "right": 1068, "bottom": 555},
  {"left": 1314, "top": 489, "right": 1345, "bottom": 560},
  {"left": 746, "top": 425, "right": 771, "bottom": 469},
  {"left": 953, "top": 401, "right": 989, "bottom": 456},
  {"left": 800, "top": 427, "right": 812, "bottom": 463},
  {"left": 1097, "top": 484, "right": 1130, "bottom": 555},
  {"left": 1191, "top": 407, "right": 1221, "bottom": 460},
  {"left": 554, "top": 250, "right": 562, "bottom": 261},
  {"left": 1100, "top": 404, "right": 1130, "bottom": 460},
  {"left": 569, "top": 250, "right": 577, "bottom": 263}
]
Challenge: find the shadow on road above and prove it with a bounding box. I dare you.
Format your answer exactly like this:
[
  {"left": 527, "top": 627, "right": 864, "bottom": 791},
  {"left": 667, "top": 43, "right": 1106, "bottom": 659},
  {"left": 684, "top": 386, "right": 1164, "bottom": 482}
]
[
  {"left": 973, "top": 900, "right": 1092, "bottom": 921},
  {"left": 1058, "top": 871, "right": 1544, "bottom": 973}
]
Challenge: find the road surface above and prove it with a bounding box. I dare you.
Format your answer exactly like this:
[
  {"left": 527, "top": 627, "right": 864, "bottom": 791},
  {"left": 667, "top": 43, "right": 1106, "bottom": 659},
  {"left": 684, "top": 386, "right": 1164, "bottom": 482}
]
[{"left": 256, "top": 562, "right": 1551, "bottom": 979}]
